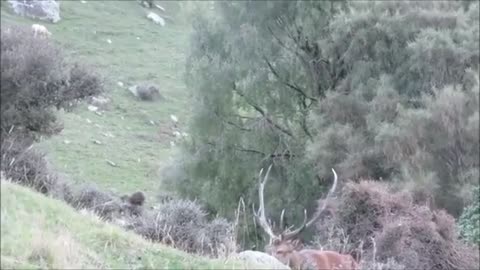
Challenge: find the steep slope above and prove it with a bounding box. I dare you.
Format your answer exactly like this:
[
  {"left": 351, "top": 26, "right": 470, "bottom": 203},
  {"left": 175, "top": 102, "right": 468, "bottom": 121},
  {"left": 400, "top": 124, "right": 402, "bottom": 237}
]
[{"left": 0, "top": 180, "right": 245, "bottom": 269}]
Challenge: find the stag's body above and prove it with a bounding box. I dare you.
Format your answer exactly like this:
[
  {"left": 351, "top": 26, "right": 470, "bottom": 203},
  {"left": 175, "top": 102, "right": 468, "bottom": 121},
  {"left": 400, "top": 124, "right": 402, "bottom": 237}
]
[
  {"left": 285, "top": 249, "right": 358, "bottom": 270},
  {"left": 253, "top": 166, "right": 358, "bottom": 270}
]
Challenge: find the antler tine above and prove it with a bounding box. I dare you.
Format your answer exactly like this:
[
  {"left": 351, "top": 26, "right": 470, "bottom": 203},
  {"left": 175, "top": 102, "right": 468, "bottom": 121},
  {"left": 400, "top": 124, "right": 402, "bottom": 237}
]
[
  {"left": 280, "top": 209, "right": 286, "bottom": 231},
  {"left": 305, "top": 168, "right": 338, "bottom": 227},
  {"left": 283, "top": 168, "right": 338, "bottom": 240},
  {"left": 253, "top": 164, "right": 276, "bottom": 240}
]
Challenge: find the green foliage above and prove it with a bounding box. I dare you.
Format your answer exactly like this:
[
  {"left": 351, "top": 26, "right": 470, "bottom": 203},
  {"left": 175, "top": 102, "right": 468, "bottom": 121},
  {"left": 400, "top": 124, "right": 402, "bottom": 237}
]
[
  {"left": 377, "top": 81, "right": 479, "bottom": 215},
  {"left": 459, "top": 187, "right": 480, "bottom": 245},
  {"left": 167, "top": 0, "right": 479, "bottom": 248},
  {"left": 170, "top": 0, "right": 346, "bottom": 233},
  {"left": 0, "top": 25, "right": 103, "bottom": 142}
]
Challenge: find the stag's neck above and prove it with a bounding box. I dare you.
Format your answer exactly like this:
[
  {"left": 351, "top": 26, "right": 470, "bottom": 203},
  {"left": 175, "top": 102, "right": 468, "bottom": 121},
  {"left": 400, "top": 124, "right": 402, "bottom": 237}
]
[{"left": 287, "top": 251, "right": 313, "bottom": 270}]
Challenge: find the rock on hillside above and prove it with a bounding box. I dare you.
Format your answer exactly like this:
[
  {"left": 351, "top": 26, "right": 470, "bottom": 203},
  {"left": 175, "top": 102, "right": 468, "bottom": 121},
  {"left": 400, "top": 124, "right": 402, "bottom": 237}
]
[
  {"left": 235, "top": 251, "right": 290, "bottom": 270},
  {"left": 8, "top": 0, "right": 61, "bottom": 23}
]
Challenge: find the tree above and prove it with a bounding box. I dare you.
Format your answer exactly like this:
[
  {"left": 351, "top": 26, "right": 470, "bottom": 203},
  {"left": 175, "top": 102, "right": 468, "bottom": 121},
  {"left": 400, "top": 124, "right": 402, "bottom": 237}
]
[
  {"left": 165, "top": 0, "right": 479, "bottom": 247},
  {"left": 169, "top": 0, "right": 345, "bottom": 228}
]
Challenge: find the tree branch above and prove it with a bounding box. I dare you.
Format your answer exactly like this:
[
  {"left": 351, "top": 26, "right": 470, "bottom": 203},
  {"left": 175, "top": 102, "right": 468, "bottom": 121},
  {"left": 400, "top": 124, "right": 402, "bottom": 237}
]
[
  {"left": 263, "top": 56, "right": 318, "bottom": 102},
  {"left": 205, "top": 141, "right": 295, "bottom": 159},
  {"left": 213, "top": 110, "right": 252, "bottom": 132},
  {"left": 231, "top": 82, "right": 294, "bottom": 138}
]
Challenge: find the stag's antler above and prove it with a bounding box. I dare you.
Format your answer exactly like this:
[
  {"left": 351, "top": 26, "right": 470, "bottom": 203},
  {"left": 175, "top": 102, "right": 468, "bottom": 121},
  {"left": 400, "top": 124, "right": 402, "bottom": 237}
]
[
  {"left": 254, "top": 167, "right": 339, "bottom": 242},
  {"left": 282, "top": 168, "right": 338, "bottom": 240},
  {"left": 253, "top": 164, "right": 277, "bottom": 240}
]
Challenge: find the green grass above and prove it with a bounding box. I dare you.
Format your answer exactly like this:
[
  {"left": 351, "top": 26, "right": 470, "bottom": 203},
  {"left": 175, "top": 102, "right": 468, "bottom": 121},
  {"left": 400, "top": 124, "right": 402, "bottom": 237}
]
[
  {"left": 0, "top": 180, "right": 248, "bottom": 269},
  {"left": 1, "top": 0, "right": 194, "bottom": 195}
]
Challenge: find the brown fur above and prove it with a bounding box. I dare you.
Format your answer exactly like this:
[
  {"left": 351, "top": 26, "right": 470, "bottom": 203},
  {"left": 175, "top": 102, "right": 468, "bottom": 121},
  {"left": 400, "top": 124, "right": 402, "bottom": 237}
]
[{"left": 269, "top": 239, "right": 358, "bottom": 270}]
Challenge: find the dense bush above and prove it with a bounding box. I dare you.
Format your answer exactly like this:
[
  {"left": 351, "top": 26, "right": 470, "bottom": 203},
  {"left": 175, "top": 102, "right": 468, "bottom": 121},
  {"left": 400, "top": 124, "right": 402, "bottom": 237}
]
[
  {"left": 458, "top": 187, "right": 480, "bottom": 245},
  {"left": 166, "top": 0, "right": 479, "bottom": 248},
  {"left": 1, "top": 25, "right": 103, "bottom": 140},
  {"left": 314, "top": 181, "right": 479, "bottom": 270}
]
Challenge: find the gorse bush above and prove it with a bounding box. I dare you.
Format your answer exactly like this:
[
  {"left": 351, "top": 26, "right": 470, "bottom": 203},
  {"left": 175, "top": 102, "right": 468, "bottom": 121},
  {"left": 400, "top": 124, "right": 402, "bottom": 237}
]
[{"left": 1, "top": 25, "right": 103, "bottom": 141}]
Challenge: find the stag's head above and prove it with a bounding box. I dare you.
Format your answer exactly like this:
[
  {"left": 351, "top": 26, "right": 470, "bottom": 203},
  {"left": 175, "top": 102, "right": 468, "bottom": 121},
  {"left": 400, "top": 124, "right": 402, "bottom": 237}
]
[{"left": 253, "top": 165, "right": 338, "bottom": 264}]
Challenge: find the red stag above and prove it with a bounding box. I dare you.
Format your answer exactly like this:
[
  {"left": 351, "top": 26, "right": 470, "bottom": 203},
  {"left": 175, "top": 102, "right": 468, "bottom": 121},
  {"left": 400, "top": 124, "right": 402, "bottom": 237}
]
[{"left": 253, "top": 165, "right": 358, "bottom": 270}]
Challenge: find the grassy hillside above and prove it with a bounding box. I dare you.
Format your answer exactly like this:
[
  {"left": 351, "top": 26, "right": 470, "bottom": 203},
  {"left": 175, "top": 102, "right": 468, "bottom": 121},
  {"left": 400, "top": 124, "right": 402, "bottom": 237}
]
[
  {"left": 1, "top": 0, "right": 193, "bottom": 196},
  {"left": 0, "top": 180, "right": 247, "bottom": 269}
]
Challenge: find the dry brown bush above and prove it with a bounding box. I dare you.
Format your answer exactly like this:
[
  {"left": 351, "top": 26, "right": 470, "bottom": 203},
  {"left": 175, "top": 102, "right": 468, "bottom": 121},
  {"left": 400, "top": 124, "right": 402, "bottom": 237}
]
[
  {"left": 314, "top": 180, "right": 480, "bottom": 270},
  {"left": 113, "top": 199, "right": 236, "bottom": 257},
  {"left": 1, "top": 134, "right": 58, "bottom": 194},
  {"left": 69, "top": 184, "right": 123, "bottom": 220}
]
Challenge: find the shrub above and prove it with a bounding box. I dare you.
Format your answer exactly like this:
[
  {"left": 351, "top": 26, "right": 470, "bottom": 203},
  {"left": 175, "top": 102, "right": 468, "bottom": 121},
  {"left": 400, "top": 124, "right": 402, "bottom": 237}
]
[
  {"left": 459, "top": 186, "right": 480, "bottom": 245},
  {"left": 1, "top": 25, "right": 103, "bottom": 140},
  {"left": 63, "top": 63, "right": 104, "bottom": 108},
  {"left": 0, "top": 134, "right": 57, "bottom": 194},
  {"left": 0, "top": 131, "right": 76, "bottom": 204},
  {"left": 314, "top": 181, "right": 480, "bottom": 270},
  {"left": 124, "top": 199, "right": 236, "bottom": 257},
  {"left": 148, "top": 199, "right": 207, "bottom": 252},
  {"left": 359, "top": 258, "right": 405, "bottom": 270},
  {"left": 203, "top": 217, "right": 236, "bottom": 257},
  {"left": 69, "top": 184, "right": 123, "bottom": 221}
]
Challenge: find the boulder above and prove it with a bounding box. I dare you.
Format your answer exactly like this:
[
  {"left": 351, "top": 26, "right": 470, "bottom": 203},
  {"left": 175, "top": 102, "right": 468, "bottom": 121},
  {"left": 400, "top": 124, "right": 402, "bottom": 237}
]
[
  {"left": 8, "top": 0, "right": 60, "bottom": 23},
  {"left": 234, "top": 250, "right": 290, "bottom": 270},
  {"left": 128, "top": 84, "right": 164, "bottom": 101},
  {"left": 87, "top": 105, "right": 98, "bottom": 112},
  {"left": 90, "top": 96, "right": 110, "bottom": 108}
]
